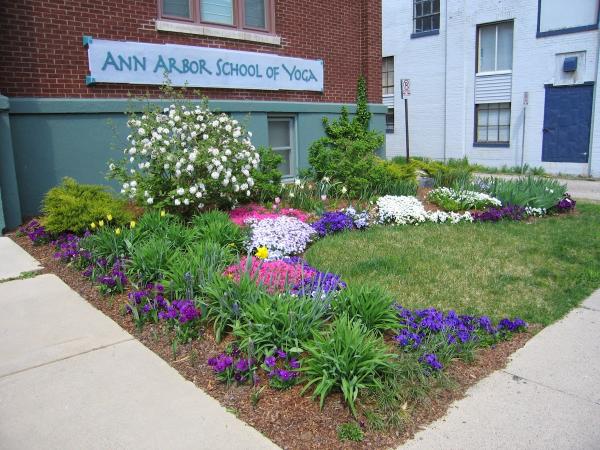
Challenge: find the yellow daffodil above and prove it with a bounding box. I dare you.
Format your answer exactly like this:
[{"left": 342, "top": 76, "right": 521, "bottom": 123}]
[
  {"left": 90, "top": 222, "right": 96, "bottom": 229},
  {"left": 107, "top": 214, "right": 113, "bottom": 221},
  {"left": 115, "top": 227, "right": 121, "bottom": 235},
  {"left": 255, "top": 246, "right": 269, "bottom": 260},
  {"left": 98, "top": 220, "right": 104, "bottom": 227},
  {"left": 130, "top": 220, "right": 136, "bottom": 229},
  {"left": 160, "top": 210, "right": 166, "bottom": 217}
]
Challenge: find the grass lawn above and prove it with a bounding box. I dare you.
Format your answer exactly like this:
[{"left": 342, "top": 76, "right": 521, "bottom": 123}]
[{"left": 305, "top": 202, "right": 600, "bottom": 326}]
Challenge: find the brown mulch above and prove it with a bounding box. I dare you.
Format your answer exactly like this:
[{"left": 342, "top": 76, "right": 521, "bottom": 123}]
[{"left": 10, "top": 233, "right": 536, "bottom": 450}]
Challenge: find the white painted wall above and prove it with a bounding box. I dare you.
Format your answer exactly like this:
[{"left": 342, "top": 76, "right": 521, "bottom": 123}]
[{"left": 383, "top": 0, "right": 600, "bottom": 176}]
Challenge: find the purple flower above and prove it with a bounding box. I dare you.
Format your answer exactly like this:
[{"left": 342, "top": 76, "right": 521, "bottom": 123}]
[
  {"left": 289, "top": 358, "right": 300, "bottom": 369},
  {"left": 311, "top": 211, "right": 355, "bottom": 237},
  {"left": 235, "top": 358, "right": 250, "bottom": 372},
  {"left": 276, "top": 349, "right": 287, "bottom": 358},
  {"left": 420, "top": 353, "right": 443, "bottom": 371},
  {"left": 265, "top": 356, "right": 277, "bottom": 367}
]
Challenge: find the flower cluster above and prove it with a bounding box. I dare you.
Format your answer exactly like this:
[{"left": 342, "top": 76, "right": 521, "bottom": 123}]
[
  {"left": 377, "top": 196, "right": 473, "bottom": 225},
  {"left": 208, "top": 346, "right": 256, "bottom": 385},
  {"left": 229, "top": 203, "right": 310, "bottom": 226},
  {"left": 126, "top": 283, "right": 168, "bottom": 326},
  {"left": 223, "top": 256, "right": 317, "bottom": 294},
  {"left": 311, "top": 211, "right": 354, "bottom": 237},
  {"left": 52, "top": 233, "right": 90, "bottom": 264},
  {"left": 344, "top": 206, "right": 370, "bottom": 229},
  {"left": 109, "top": 101, "right": 260, "bottom": 211},
  {"left": 247, "top": 216, "right": 317, "bottom": 259},
  {"left": 553, "top": 195, "right": 576, "bottom": 213},
  {"left": 97, "top": 259, "right": 128, "bottom": 295},
  {"left": 19, "top": 219, "right": 50, "bottom": 245},
  {"left": 262, "top": 349, "right": 301, "bottom": 389},
  {"left": 280, "top": 256, "right": 346, "bottom": 297},
  {"left": 524, "top": 206, "right": 547, "bottom": 217},
  {"left": 471, "top": 205, "right": 527, "bottom": 222},
  {"left": 395, "top": 306, "right": 527, "bottom": 373},
  {"left": 427, "top": 187, "right": 501, "bottom": 211}
]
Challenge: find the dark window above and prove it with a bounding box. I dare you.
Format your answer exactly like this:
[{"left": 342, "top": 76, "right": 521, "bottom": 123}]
[
  {"left": 382, "top": 57, "right": 394, "bottom": 95},
  {"left": 386, "top": 109, "right": 394, "bottom": 134},
  {"left": 414, "top": 0, "right": 440, "bottom": 34},
  {"left": 476, "top": 103, "right": 511, "bottom": 143},
  {"left": 160, "top": 0, "right": 273, "bottom": 33}
]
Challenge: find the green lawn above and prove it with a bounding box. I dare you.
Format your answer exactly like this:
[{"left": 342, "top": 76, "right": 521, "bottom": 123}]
[{"left": 305, "top": 203, "right": 600, "bottom": 325}]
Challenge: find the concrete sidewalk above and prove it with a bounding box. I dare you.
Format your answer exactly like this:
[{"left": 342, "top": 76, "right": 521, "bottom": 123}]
[
  {"left": 401, "top": 291, "right": 600, "bottom": 449},
  {"left": 0, "top": 260, "right": 278, "bottom": 449}
]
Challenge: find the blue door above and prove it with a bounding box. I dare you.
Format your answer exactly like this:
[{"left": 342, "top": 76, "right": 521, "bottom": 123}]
[{"left": 541, "top": 84, "right": 593, "bottom": 163}]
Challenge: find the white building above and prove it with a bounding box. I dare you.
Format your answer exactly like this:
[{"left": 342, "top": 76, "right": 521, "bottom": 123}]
[{"left": 383, "top": 0, "right": 600, "bottom": 176}]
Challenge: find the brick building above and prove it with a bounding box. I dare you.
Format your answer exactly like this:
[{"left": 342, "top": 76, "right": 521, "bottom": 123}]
[{"left": 0, "top": 0, "right": 384, "bottom": 230}]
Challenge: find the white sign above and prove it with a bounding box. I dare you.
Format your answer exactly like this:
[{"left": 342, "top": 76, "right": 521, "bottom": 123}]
[
  {"left": 86, "top": 38, "right": 324, "bottom": 92},
  {"left": 401, "top": 79, "right": 411, "bottom": 98}
]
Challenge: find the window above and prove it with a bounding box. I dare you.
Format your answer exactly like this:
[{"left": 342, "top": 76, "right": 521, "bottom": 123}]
[
  {"left": 478, "top": 22, "right": 513, "bottom": 73},
  {"left": 476, "top": 103, "right": 511, "bottom": 144},
  {"left": 413, "top": 0, "right": 440, "bottom": 34},
  {"left": 386, "top": 109, "right": 395, "bottom": 134},
  {"left": 268, "top": 117, "right": 295, "bottom": 177},
  {"left": 538, "top": 0, "right": 599, "bottom": 37},
  {"left": 159, "top": 0, "right": 274, "bottom": 33},
  {"left": 382, "top": 57, "right": 394, "bottom": 95}
]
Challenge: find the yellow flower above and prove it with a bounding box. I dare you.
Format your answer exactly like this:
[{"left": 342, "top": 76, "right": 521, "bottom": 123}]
[
  {"left": 130, "top": 220, "right": 136, "bottom": 229},
  {"left": 90, "top": 222, "right": 96, "bottom": 229},
  {"left": 255, "top": 246, "right": 269, "bottom": 260},
  {"left": 98, "top": 220, "right": 105, "bottom": 227},
  {"left": 107, "top": 214, "right": 113, "bottom": 221},
  {"left": 160, "top": 210, "right": 166, "bottom": 217},
  {"left": 115, "top": 228, "right": 121, "bottom": 235}
]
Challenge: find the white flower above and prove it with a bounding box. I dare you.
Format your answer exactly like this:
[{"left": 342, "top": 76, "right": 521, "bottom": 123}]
[
  {"left": 183, "top": 198, "right": 190, "bottom": 205},
  {"left": 294, "top": 179, "right": 301, "bottom": 186},
  {"left": 130, "top": 180, "right": 137, "bottom": 187},
  {"left": 177, "top": 187, "right": 185, "bottom": 195},
  {"left": 189, "top": 186, "right": 197, "bottom": 194},
  {"left": 137, "top": 128, "right": 145, "bottom": 136},
  {"left": 109, "top": 163, "right": 115, "bottom": 171},
  {"left": 174, "top": 198, "right": 181, "bottom": 206},
  {"left": 211, "top": 171, "right": 219, "bottom": 180},
  {"left": 341, "top": 186, "right": 348, "bottom": 194},
  {"left": 147, "top": 197, "right": 154, "bottom": 205}
]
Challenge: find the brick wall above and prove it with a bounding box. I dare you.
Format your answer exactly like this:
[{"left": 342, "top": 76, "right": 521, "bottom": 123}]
[{"left": 0, "top": 0, "right": 382, "bottom": 103}]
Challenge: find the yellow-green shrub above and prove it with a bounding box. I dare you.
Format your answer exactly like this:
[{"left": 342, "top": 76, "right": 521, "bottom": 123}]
[{"left": 41, "top": 177, "right": 133, "bottom": 234}]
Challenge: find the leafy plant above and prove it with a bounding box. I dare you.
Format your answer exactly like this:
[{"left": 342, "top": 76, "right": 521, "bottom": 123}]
[
  {"left": 301, "top": 315, "right": 394, "bottom": 416},
  {"left": 201, "top": 272, "right": 268, "bottom": 342},
  {"left": 331, "top": 284, "right": 397, "bottom": 334},
  {"left": 80, "top": 226, "right": 135, "bottom": 264},
  {"left": 41, "top": 177, "right": 132, "bottom": 234},
  {"left": 190, "top": 210, "right": 247, "bottom": 250},
  {"left": 232, "top": 293, "right": 329, "bottom": 358},
  {"left": 337, "top": 422, "right": 364, "bottom": 442},
  {"left": 482, "top": 176, "right": 567, "bottom": 209},
  {"left": 127, "top": 239, "right": 174, "bottom": 284},
  {"left": 251, "top": 146, "right": 283, "bottom": 203}
]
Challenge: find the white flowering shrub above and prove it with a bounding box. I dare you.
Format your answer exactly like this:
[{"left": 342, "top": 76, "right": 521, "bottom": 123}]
[
  {"left": 109, "top": 100, "right": 260, "bottom": 212},
  {"left": 377, "top": 195, "right": 473, "bottom": 225}
]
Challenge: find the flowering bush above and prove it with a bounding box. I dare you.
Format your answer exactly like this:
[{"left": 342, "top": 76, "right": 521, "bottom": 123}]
[
  {"left": 262, "top": 349, "right": 301, "bottom": 389},
  {"left": 427, "top": 187, "right": 501, "bottom": 212},
  {"left": 109, "top": 100, "right": 260, "bottom": 212},
  {"left": 247, "top": 216, "right": 317, "bottom": 259},
  {"left": 344, "top": 206, "right": 370, "bottom": 229},
  {"left": 553, "top": 195, "right": 576, "bottom": 213},
  {"left": 394, "top": 306, "right": 527, "bottom": 373},
  {"left": 377, "top": 195, "right": 473, "bottom": 225},
  {"left": 228, "top": 203, "right": 310, "bottom": 226},
  {"left": 471, "top": 205, "right": 527, "bottom": 222},
  {"left": 18, "top": 219, "right": 50, "bottom": 245}
]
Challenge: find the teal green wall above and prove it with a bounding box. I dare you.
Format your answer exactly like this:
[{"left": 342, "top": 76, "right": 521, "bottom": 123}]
[
  {"left": 6, "top": 98, "right": 387, "bottom": 220},
  {"left": 0, "top": 95, "right": 22, "bottom": 232}
]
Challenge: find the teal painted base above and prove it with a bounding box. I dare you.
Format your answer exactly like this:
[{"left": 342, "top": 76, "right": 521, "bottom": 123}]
[{"left": 6, "top": 97, "right": 386, "bottom": 219}]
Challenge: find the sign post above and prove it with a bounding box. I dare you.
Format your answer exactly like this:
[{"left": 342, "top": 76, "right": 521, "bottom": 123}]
[
  {"left": 401, "top": 79, "right": 411, "bottom": 162},
  {"left": 520, "top": 91, "right": 528, "bottom": 172}
]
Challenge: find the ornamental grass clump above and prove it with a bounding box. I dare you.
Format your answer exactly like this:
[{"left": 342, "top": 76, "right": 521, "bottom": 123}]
[
  {"left": 247, "top": 215, "right": 317, "bottom": 259},
  {"left": 190, "top": 210, "right": 247, "bottom": 250},
  {"left": 332, "top": 284, "right": 397, "bottom": 334},
  {"left": 302, "top": 314, "right": 395, "bottom": 417},
  {"left": 109, "top": 99, "right": 261, "bottom": 213},
  {"left": 232, "top": 292, "right": 329, "bottom": 358},
  {"left": 481, "top": 176, "right": 567, "bottom": 209},
  {"left": 427, "top": 187, "right": 501, "bottom": 212}
]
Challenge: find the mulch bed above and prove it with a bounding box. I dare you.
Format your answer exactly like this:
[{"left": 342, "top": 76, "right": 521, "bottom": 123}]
[{"left": 10, "top": 233, "right": 536, "bottom": 450}]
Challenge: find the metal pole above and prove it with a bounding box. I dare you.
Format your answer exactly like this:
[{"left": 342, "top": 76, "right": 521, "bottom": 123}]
[
  {"left": 404, "top": 98, "right": 410, "bottom": 162},
  {"left": 520, "top": 105, "right": 526, "bottom": 172}
]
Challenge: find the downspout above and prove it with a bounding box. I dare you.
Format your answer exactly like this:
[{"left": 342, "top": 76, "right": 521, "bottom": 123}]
[
  {"left": 442, "top": 0, "right": 448, "bottom": 162},
  {"left": 587, "top": 28, "right": 600, "bottom": 177}
]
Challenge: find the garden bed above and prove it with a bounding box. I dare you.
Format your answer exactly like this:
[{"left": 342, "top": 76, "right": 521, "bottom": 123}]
[{"left": 11, "top": 232, "right": 536, "bottom": 450}]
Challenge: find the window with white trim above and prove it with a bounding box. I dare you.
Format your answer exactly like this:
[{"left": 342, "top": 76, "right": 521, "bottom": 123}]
[
  {"left": 414, "top": 0, "right": 440, "bottom": 34},
  {"left": 477, "top": 22, "right": 514, "bottom": 73},
  {"left": 476, "top": 103, "right": 511, "bottom": 144},
  {"left": 268, "top": 117, "right": 295, "bottom": 177},
  {"left": 382, "top": 57, "right": 394, "bottom": 95},
  {"left": 386, "top": 109, "right": 395, "bottom": 134}
]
